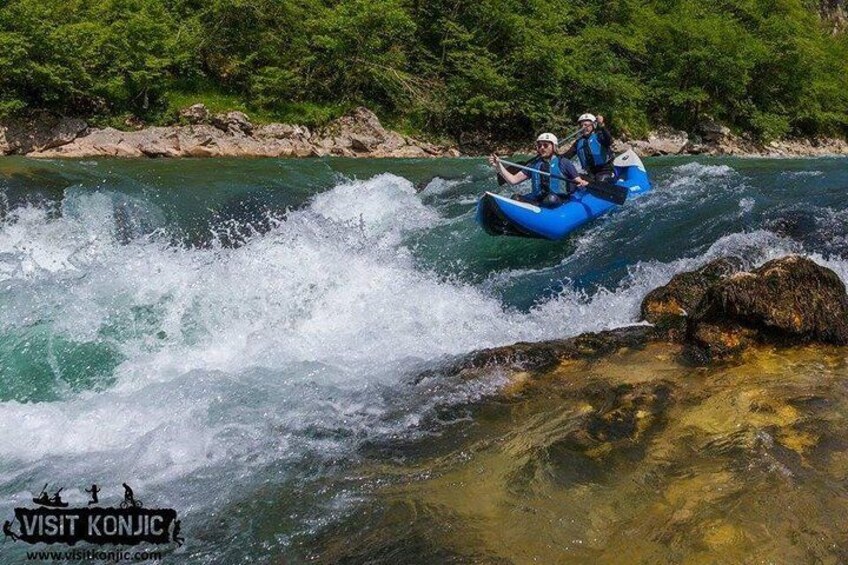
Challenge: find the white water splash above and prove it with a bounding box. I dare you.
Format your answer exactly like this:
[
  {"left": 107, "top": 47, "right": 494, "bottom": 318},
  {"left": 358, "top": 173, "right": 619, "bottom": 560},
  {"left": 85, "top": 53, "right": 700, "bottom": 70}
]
[
  {"left": 739, "top": 197, "right": 756, "bottom": 214},
  {"left": 0, "top": 169, "right": 844, "bottom": 533},
  {"left": 782, "top": 170, "right": 824, "bottom": 178}
]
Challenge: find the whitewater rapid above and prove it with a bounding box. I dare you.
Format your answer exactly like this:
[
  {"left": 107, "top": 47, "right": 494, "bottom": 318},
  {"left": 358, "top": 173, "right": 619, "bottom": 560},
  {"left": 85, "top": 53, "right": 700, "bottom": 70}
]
[{"left": 1, "top": 159, "right": 846, "bottom": 552}]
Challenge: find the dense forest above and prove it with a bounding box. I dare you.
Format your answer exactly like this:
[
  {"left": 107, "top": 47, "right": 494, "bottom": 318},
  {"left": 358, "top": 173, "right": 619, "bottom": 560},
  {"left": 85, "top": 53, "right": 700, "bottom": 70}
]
[{"left": 1, "top": 0, "right": 847, "bottom": 143}]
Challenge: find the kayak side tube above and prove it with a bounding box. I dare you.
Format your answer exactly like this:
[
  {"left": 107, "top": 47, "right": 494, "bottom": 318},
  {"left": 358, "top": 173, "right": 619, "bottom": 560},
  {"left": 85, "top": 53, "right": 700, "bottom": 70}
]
[{"left": 476, "top": 149, "right": 652, "bottom": 241}]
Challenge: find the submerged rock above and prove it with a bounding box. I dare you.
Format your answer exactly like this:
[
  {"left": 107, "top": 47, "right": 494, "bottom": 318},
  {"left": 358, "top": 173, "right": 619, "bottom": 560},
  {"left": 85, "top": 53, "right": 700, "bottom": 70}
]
[
  {"left": 573, "top": 380, "right": 673, "bottom": 450},
  {"left": 340, "top": 343, "right": 848, "bottom": 564}
]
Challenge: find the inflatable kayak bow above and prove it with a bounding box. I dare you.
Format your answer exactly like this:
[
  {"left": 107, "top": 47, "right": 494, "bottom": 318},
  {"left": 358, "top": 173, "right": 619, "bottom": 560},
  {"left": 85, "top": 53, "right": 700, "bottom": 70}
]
[{"left": 476, "top": 149, "right": 651, "bottom": 240}]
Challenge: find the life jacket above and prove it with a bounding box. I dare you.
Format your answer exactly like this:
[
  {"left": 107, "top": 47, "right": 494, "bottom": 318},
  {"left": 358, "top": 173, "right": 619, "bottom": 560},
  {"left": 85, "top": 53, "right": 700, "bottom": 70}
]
[
  {"left": 576, "top": 132, "right": 611, "bottom": 172},
  {"left": 529, "top": 156, "right": 568, "bottom": 197}
]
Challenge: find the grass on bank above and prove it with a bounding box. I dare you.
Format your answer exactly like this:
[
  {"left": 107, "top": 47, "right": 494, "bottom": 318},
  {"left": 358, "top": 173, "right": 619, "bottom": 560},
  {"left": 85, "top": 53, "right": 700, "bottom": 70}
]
[
  {"left": 92, "top": 88, "right": 453, "bottom": 145},
  {"left": 89, "top": 89, "right": 352, "bottom": 130}
]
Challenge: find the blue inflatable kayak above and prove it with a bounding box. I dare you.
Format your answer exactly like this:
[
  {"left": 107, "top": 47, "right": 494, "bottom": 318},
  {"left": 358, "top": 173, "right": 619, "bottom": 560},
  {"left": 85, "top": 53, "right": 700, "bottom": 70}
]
[{"left": 476, "top": 149, "right": 652, "bottom": 240}]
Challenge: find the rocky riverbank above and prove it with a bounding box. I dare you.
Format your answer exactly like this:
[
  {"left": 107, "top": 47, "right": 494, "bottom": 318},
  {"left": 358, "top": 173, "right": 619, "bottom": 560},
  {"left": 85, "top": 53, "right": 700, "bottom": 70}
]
[
  {"left": 0, "top": 106, "right": 460, "bottom": 159},
  {"left": 619, "top": 123, "right": 848, "bottom": 158},
  {"left": 2, "top": 107, "right": 846, "bottom": 159}
]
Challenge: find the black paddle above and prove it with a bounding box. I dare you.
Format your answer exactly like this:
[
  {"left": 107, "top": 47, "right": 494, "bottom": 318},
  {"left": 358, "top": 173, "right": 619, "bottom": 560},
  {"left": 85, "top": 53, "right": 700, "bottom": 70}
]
[{"left": 497, "top": 159, "right": 628, "bottom": 205}]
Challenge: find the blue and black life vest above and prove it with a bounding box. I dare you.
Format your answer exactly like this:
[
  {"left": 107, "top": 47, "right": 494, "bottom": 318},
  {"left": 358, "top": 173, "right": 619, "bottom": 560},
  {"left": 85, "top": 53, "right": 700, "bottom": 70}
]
[
  {"left": 529, "top": 156, "right": 568, "bottom": 197},
  {"left": 576, "top": 133, "right": 611, "bottom": 172}
]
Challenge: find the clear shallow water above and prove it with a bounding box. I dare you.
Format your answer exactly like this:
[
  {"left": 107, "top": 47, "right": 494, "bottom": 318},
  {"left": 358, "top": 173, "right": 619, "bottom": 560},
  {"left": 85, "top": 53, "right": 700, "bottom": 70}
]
[
  {"left": 325, "top": 344, "right": 848, "bottom": 563},
  {"left": 0, "top": 155, "right": 847, "bottom": 562}
]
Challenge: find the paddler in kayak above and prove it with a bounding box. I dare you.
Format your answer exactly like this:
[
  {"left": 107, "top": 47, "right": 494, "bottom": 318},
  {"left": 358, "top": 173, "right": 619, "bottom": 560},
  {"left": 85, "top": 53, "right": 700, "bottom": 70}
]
[
  {"left": 562, "top": 113, "right": 615, "bottom": 183},
  {"left": 488, "top": 133, "right": 588, "bottom": 208}
]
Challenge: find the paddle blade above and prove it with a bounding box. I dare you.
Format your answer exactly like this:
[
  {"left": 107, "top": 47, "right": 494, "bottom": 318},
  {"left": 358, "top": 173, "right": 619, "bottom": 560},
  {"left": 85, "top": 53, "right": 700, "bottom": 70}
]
[{"left": 586, "top": 182, "right": 628, "bottom": 205}]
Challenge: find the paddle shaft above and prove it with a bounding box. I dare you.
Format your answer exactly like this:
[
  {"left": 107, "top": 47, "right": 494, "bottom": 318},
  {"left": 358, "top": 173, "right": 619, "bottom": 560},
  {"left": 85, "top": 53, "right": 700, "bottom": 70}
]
[
  {"left": 498, "top": 159, "right": 572, "bottom": 183},
  {"left": 497, "top": 158, "right": 628, "bottom": 205},
  {"left": 496, "top": 126, "right": 585, "bottom": 184},
  {"left": 558, "top": 127, "right": 585, "bottom": 146}
]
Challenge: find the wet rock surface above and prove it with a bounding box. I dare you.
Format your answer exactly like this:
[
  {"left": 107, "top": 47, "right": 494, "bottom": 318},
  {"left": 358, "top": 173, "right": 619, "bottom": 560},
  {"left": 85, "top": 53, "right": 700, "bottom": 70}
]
[
  {"left": 430, "top": 325, "right": 659, "bottom": 379},
  {"left": 641, "top": 257, "right": 745, "bottom": 339},
  {"left": 688, "top": 256, "right": 848, "bottom": 359},
  {"left": 439, "top": 254, "right": 848, "bottom": 377},
  {"left": 308, "top": 259, "right": 848, "bottom": 562},
  {"left": 638, "top": 254, "right": 848, "bottom": 361}
]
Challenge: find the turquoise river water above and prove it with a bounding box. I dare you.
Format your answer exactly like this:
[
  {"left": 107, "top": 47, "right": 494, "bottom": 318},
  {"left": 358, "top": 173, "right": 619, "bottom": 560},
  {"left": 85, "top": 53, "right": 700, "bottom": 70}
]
[{"left": 1, "top": 155, "right": 847, "bottom": 562}]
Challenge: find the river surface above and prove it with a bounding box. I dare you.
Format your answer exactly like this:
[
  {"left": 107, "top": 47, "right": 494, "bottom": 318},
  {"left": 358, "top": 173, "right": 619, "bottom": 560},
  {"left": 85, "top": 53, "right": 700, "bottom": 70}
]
[{"left": 1, "top": 155, "right": 847, "bottom": 562}]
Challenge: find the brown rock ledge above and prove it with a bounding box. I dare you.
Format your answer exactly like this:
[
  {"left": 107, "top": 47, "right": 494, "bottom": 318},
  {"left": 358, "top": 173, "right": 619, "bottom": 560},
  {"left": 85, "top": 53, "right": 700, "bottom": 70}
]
[{"left": 432, "top": 255, "right": 848, "bottom": 380}]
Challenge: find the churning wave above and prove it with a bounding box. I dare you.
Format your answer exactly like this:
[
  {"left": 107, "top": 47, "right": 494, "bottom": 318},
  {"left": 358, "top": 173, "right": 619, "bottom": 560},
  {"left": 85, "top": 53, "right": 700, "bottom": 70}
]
[{"left": 0, "top": 168, "right": 845, "bottom": 531}]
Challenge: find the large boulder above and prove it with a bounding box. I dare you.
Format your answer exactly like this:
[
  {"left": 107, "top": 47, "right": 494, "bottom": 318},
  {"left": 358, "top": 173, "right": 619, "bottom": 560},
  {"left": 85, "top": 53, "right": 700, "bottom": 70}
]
[
  {"left": 315, "top": 106, "right": 452, "bottom": 157},
  {"left": 628, "top": 128, "right": 690, "bottom": 156},
  {"left": 641, "top": 257, "right": 744, "bottom": 339},
  {"left": 688, "top": 256, "right": 848, "bottom": 360},
  {"left": 0, "top": 113, "right": 87, "bottom": 154},
  {"left": 179, "top": 103, "right": 210, "bottom": 125},
  {"left": 421, "top": 254, "right": 848, "bottom": 380},
  {"left": 315, "top": 107, "right": 391, "bottom": 155},
  {"left": 319, "top": 106, "right": 388, "bottom": 150},
  {"left": 211, "top": 111, "right": 253, "bottom": 136},
  {"left": 699, "top": 120, "right": 731, "bottom": 143}
]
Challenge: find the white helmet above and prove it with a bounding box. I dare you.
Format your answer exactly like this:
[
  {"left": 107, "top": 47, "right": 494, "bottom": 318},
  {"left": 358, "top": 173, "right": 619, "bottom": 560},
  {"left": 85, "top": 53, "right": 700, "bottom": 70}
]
[
  {"left": 536, "top": 132, "right": 558, "bottom": 145},
  {"left": 577, "top": 113, "right": 596, "bottom": 124}
]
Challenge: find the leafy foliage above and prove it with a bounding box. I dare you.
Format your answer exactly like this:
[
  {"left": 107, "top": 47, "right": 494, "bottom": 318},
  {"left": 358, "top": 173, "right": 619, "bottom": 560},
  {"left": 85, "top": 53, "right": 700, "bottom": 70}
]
[{"left": 0, "top": 0, "right": 846, "bottom": 141}]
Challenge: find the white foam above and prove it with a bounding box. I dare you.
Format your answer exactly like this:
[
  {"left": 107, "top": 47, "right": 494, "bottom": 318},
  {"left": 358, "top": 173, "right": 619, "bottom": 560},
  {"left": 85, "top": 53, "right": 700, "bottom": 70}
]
[
  {"left": 782, "top": 170, "right": 824, "bottom": 178},
  {"left": 310, "top": 173, "right": 439, "bottom": 243},
  {"left": 418, "top": 176, "right": 469, "bottom": 196},
  {"left": 0, "top": 175, "right": 530, "bottom": 512},
  {"left": 662, "top": 162, "right": 737, "bottom": 193},
  {"left": 0, "top": 170, "right": 844, "bottom": 521},
  {"left": 739, "top": 197, "right": 755, "bottom": 214},
  {"left": 670, "top": 162, "right": 736, "bottom": 177}
]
